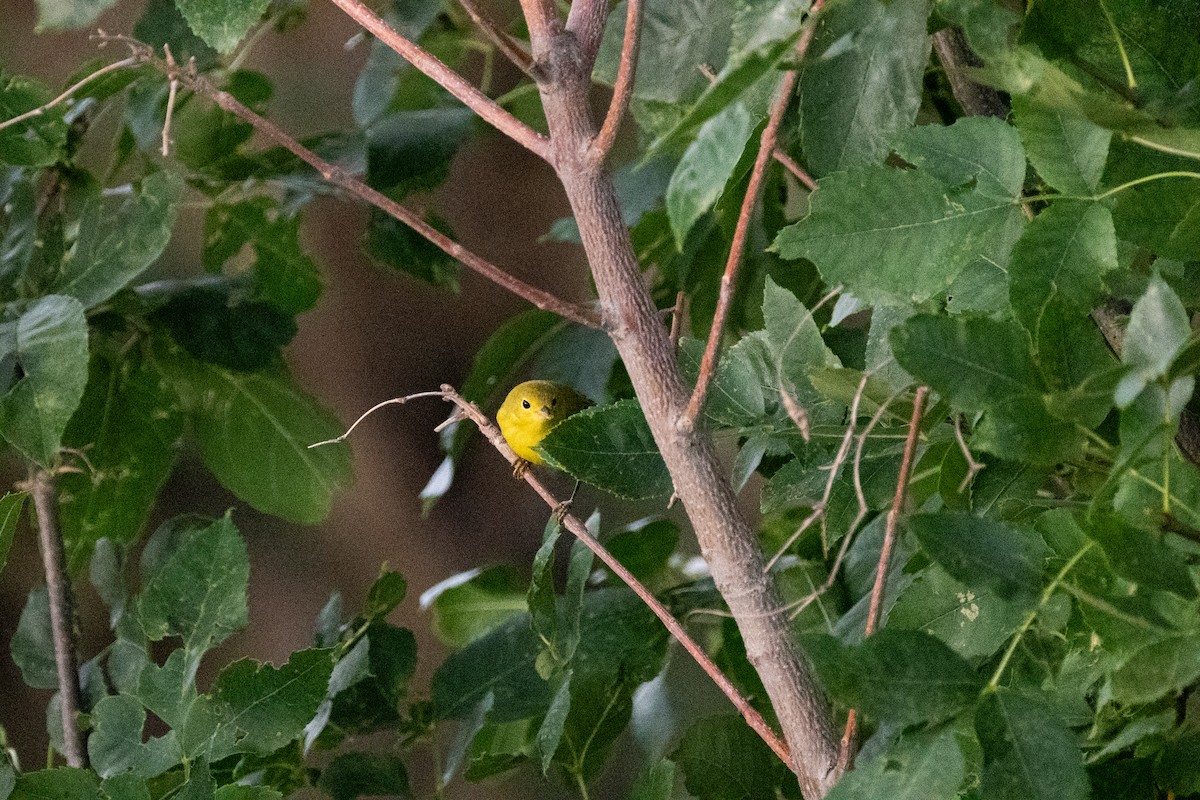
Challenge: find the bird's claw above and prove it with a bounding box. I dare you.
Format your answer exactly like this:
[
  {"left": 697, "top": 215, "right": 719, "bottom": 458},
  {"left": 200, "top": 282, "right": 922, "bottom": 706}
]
[{"left": 512, "top": 459, "right": 531, "bottom": 479}]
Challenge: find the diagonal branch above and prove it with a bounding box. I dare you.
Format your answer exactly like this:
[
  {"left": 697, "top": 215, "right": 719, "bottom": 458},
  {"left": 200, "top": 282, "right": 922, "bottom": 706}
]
[
  {"left": 588, "top": 0, "right": 642, "bottom": 166},
  {"left": 457, "top": 0, "right": 535, "bottom": 78},
  {"left": 123, "top": 41, "right": 599, "bottom": 330},
  {"left": 682, "top": 0, "right": 828, "bottom": 428},
  {"left": 0, "top": 56, "right": 137, "bottom": 134},
  {"left": 436, "top": 385, "right": 792, "bottom": 765},
  {"left": 327, "top": 0, "right": 551, "bottom": 162},
  {"left": 838, "top": 386, "right": 928, "bottom": 772},
  {"left": 25, "top": 469, "right": 88, "bottom": 768}
]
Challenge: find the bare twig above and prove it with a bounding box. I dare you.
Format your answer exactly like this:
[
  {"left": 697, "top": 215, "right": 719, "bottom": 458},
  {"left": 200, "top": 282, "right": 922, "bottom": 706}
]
[
  {"left": 160, "top": 45, "right": 178, "bottom": 157},
  {"left": 314, "top": 387, "right": 793, "bottom": 765},
  {"left": 765, "top": 371, "right": 869, "bottom": 572},
  {"left": 327, "top": 0, "right": 551, "bottom": 161},
  {"left": 953, "top": 413, "right": 985, "bottom": 493},
  {"left": 457, "top": 0, "right": 535, "bottom": 77},
  {"left": 773, "top": 284, "right": 843, "bottom": 444},
  {"left": 668, "top": 290, "right": 687, "bottom": 350},
  {"left": 24, "top": 470, "right": 87, "bottom": 768},
  {"left": 784, "top": 388, "right": 904, "bottom": 620},
  {"left": 682, "top": 0, "right": 828, "bottom": 428},
  {"left": 588, "top": 0, "right": 642, "bottom": 166},
  {"left": 838, "top": 385, "right": 928, "bottom": 772},
  {"left": 118, "top": 39, "right": 599, "bottom": 330},
  {"left": 0, "top": 56, "right": 136, "bottom": 134},
  {"left": 773, "top": 150, "right": 817, "bottom": 191}
]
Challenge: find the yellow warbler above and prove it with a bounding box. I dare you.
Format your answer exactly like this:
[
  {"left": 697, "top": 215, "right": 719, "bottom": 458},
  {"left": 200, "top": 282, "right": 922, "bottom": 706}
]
[{"left": 497, "top": 380, "right": 592, "bottom": 467}]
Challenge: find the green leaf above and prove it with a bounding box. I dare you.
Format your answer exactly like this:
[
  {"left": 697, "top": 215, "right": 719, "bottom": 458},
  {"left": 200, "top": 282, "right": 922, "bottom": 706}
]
[
  {"left": 367, "top": 108, "right": 474, "bottom": 197},
  {"left": 1111, "top": 635, "right": 1200, "bottom": 705},
  {"left": 762, "top": 276, "right": 841, "bottom": 408},
  {"left": 1113, "top": 178, "right": 1200, "bottom": 262},
  {"left": 203, "top": 198, "right": 321, "bottom": 314},
  {"left": 631, "top": 760, "right": 676, "bottom": 800},
  {"left": 365, "top": 209, "right": 458, "bottom": 291},
  {"left": 133, "top": 0, "right": 219, "bottom": 71},
  {"left": 594, "top": 0, "right": 732, "bottom": 104},
  {"left": 87, "top": 695, "right": 176, "bottom": 779},
  {"left": 1085, "top": 514, "right": 1196, "bottom": 598},
  {"left": 796, "top": 0, "right": 933, "bottom": 176},
  {"left": 213, "top": 648, "right": 334, "bottom": 755},
  {"left": 601, "top": 519, "right": 679, "bottom": 584},
  {"left": 0, "top": 74, "right": 68, "bottom": 167},
  {"left": 51, "top": 172, "right": 183, "bottom": 309},
  {"left": 825, "top": 725, "right": 965, "bottom": 800},
  {"left": 11, "top": 587, "right": 57, "bottom": 688},
  {"left": 364, "top": 567, "right": 407, "bottom": 621},
  {"left": 318, "top": 753, "right": 410, "bottom": 800},
  {"left": 673, "top": 716, "right": 778, "bottom": 800},
  {"left": 0, "top": 295, "right": 89, "bottom": 467},
  {"left": 667, "top": 102, "right": 758, "bottom": 249},
  {"left": 173, "top": 0, "right": 271, "bottom": 53},
  {"left": 158, "top": 347, "right": 352, "bottom": 524},
  {"left": 426, "top": 566, "right": 527, "bottom": 648},
  {"left": 888, "top": 562, "right": 1031, "bottom": 661},
  {"left": 1155, "top": 730, "right": 1200, "bottom": 795},
  {"left": 538, "top": 400, "right": 672, "bottom": 500},
  {"left": 8, "top": 769, "right": 99, "bottom": 800},
  {"left": 892, "top": 314, "right": 1081, "bottom": 463},
  {"left": 803, "top": 630, "right": 983, "bottom": 724},
  {"left": 153, "top": 285, "right": 297, "bottom": 372},
  {"left": 976, "top": 689, "right": 1089, "bottom": 800},
  {"left": 892, "top": 117, "right": 1025, "bottom": 199},
  {"left": 1118, "top": 274, "right": 1191, "bottom": 405},
  {"left": 59, "top": 354, "right": 185, "bottom": 572},
  {"left": 909, "top": 512, "right": 1047, "bottom": 601},
  {"left": 34, "top": 0, "right": 118, "bottom": 30},
  {"left": 535, "top": 676, "right": 571, "bottom": 773},
  {"left": 1008, "top": 202, "right": 1117, "bottom": 335},
  {"left": 678, "top": 338, "right": 766, "bottom": 427},
  {"left": 529, "top": 518, "right": 563, "bottom": 674},
  {"left": 327, "top": 623, "right": 417, "bottom": 733},
  {"left": 137, "top": 513, "right": 249, "bottom": 660},
  {"left": 0, "top": 491, "right": 27, "bottom": 578},
  {"left": 775, "top": 166, "right": 1025, "bottom": 304},
  {"left": 1012, "top": 96, "right": 1111, "bottom": 194}
]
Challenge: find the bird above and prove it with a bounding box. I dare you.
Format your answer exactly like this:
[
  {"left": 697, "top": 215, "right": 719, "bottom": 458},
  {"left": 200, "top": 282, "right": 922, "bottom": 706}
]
[{"left": 496, "top": 380, "right": 592, "bottom": 479}]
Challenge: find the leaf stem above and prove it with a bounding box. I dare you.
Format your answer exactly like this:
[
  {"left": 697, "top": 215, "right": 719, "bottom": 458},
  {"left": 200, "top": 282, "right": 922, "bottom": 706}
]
[
  {"left": 986, "top": 541, "right": 1095, "bottom": 691},
  {"left": 1097, "top": 0, "right": 1137, "bottom": 90}
]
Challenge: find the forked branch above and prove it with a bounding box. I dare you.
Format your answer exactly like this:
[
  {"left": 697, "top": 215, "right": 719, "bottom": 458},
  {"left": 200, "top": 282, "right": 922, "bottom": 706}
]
[{"left": 120, "top": 41, "right": 599, "bottom": 330}]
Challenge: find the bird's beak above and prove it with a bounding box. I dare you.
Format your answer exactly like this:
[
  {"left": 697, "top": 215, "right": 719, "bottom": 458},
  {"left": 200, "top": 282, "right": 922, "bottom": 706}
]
[{"left": 540, "top": 405, "right": 553, "bottom": 418}]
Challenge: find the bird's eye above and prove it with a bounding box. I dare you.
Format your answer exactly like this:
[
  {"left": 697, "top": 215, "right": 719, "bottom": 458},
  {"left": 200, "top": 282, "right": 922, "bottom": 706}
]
[
  {"left": 522, "top": 399, "right": 530, "bottom": 409},
  {"left": 551, "top": 398, "right": 558, "bottom": 406}
]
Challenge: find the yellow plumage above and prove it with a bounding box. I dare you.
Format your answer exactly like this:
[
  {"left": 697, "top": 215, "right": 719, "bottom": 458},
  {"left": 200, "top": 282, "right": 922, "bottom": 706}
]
[{"left": 497, "top": 380, "right": 592, "bottom": 466}]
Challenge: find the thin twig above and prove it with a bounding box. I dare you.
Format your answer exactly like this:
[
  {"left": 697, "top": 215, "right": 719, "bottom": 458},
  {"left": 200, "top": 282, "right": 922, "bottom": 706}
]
[
  {"left": 326, "top": 0, "right": 551, "bottom": 162},
  {"left": 682, "top": 0, "right": 827, "bottom": 428},
  {"left": 838, "top": 386, "right": 928, "bottom": 772},
  {"left": 773, "top": 150, "right": 817, "bottom": 191},
  {"left": 588, "top": 0, "right": 641, "bottom": 166},
  {"left": 160, "top": 46, "right": 178, "bottom": 157},
  {"left": 668, "top": 290, "right": 687, "bottom": 350},
  {"left": 457, "top": 0, "right": 535, "bottom": 77},
  {"left": 117, "top": 39, "right": 599, "bottom": 330},
  {"left": 784, "top": 388, "right": 904, "bottom": 620},
  {"left": 308, "top": 392, "right": 448, "bottom": 448},
  {"left": 315, "top": 387, "right": 793, "bottom": 765},
  {"left": 774, "top": 284, "right": 843, "bottom": 443},
  {"left": 953, "top": 413, "right": 985, "bottom": 493},
  {"left": 24, "top": 470, "right": 87, "bottom": 768},
  {"left": 765, "top": 371, "right": 870, "bottom": 572},
  {"left": 0, "top": 56, "right": 137, "bottom": 134}
]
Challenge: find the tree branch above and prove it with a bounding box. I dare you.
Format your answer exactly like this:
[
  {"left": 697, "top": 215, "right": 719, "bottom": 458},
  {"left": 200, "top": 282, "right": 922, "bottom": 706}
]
[
  {"left": 25, "top": 469, "right": 87, "bottom": 768},
  {"left": 683, "top": 1, "right": 827, "bottom": 428},
  {"left": 588, "top": 0, "right": 641, "bottom": 166},
  {"left": 528, "top": 23, "right": 842, "bottom": 799},
  {"left": 435, "top": 385, "right": 792, "bottom": 764},
  {"left": 0, "top": 56, "right": 137, "bottom": 134},
  {"left": 837, "top": 386, "right": 928, "bottom": 772},
  {"left": 564, "top": 0, "right": 609, "bottom": 69},
  {"left": 457, "top": 0, "right": 535, "bottom": 78},
  {"left": 121, "top": 41, "right": 599, "bottom": 330},
  {"left": 326, "top": 0, "right": 552, "bottom": 162}
]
